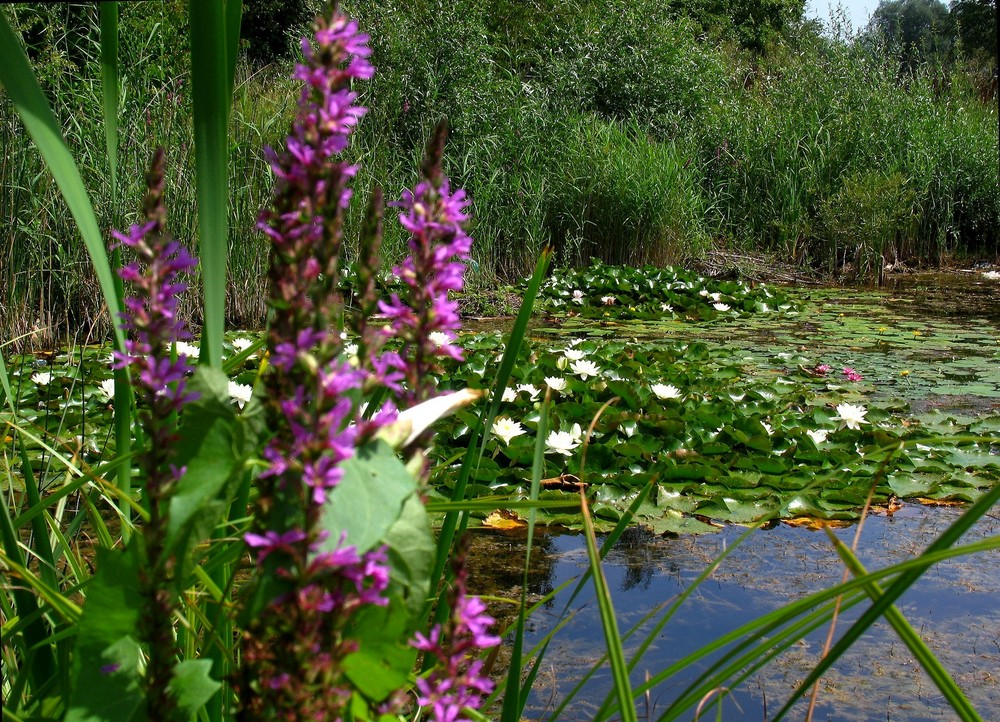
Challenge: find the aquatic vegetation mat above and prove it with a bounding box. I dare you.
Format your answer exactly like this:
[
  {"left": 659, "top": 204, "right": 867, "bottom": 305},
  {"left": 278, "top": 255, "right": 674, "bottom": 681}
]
[
  {"left": 5, "top": 280, "right": 1000, "bottom": 534},
  {"left": 527, "top": 259, "right": 799, "bottom": 320}
]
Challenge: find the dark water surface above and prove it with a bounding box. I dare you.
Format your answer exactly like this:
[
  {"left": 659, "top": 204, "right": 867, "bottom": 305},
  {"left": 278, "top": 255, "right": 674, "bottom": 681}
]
[{"left": 469, "top": 505, "right": 1000, "bottom": 721}]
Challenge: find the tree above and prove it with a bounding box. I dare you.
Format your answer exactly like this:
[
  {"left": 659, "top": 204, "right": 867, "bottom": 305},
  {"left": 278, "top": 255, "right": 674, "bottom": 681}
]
[
  {"left": 950, "top": 0, "right": 997, "bottom": 61},
  {"left": 870, "top": 0, "right": 953, "bottom": 65}
]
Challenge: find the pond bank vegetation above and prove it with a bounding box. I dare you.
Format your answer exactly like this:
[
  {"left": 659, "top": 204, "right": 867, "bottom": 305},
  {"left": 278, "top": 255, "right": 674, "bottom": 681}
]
[{"left": 2, "top": 0, "right": 997, "bottom": 347}]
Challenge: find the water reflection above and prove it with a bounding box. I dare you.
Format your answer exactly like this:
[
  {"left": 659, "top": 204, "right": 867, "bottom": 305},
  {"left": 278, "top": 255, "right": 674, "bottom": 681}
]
[{"left": 468, "top": 504, "right": 1000, "bottom": 721}]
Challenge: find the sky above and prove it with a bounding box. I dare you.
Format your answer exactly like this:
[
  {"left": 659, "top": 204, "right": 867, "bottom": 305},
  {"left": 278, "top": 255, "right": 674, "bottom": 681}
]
[{"left": 805, "top": 0, "right": 876, "bottom": 33}]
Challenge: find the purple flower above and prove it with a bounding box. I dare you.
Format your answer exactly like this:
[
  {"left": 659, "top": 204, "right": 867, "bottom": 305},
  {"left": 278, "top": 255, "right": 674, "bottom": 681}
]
[
  {"left": 245, "top": 529, "right": 308, "bottom": 564},
  {"left": 377, "top": 128, "right": 474, "bottom": 405},
  {"left": 412, "top": 537, "right": 499, "bottom": 722},
  {"left": 842, "top": 366, "right": 864, "bottom": 382}
]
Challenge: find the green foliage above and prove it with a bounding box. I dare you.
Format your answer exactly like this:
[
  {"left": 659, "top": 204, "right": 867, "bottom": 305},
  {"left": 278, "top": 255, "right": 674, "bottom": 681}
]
[
  {"left": 951, "top": 0, "right": 997, "bottom": 62},
  {"left": 817, "top": 170, "right": 918, "bottom": 278},
  {"left": 676, "top": 0, "right": 808, "bottom": 52},
  {"left": 240, "top": 0, "right": 313, "bottom": 66},
  {"left": 869, "top": 0, "right": 953, "bottom": 66}
]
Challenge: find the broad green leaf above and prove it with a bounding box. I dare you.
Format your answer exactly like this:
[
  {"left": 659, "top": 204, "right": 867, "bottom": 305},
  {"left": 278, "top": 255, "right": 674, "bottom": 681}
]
[
  {"left": 66, "top": 547, "right": 143, "bottom": 722},
  {"left": 342, "top": 598, "right": 417, "bottom": 701},
  {"left": 382, "top": 494, "right": 435, "bottom": 621},
  {"left": 169, "top": 659, "right": 221, "bottom": 719},
  {"left": 320, "top": 440, "right": 416, "bottom": 554},
  {"left": 166, "top": 367, "right": 254, "bottom": 583}
]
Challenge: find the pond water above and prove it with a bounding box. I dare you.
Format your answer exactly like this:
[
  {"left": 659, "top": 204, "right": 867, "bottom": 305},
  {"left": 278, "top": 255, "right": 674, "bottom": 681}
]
[
  {"left": 469, "top": 505, "right": 1000, "bottom": 721},
  {"left": 467, "top": 270, "right": 1000, "bottom": 721}
]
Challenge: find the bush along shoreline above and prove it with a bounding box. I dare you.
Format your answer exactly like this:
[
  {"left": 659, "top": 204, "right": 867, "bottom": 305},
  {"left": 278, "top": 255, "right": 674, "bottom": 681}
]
[{"left": 1, "top": 0, "right": 998, "bottom": 347}]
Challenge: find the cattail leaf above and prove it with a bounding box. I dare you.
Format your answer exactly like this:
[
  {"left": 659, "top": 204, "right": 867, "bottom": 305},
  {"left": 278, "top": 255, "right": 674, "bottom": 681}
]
[{"left": 189, "top": 0, "right": 233, "bottom": 368}]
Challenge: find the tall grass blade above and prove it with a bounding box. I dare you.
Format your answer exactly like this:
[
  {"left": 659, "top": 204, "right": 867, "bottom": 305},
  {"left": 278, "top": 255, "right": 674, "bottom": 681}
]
[
  {"left": 772, "top": 481, "right": 1000, "bottom": 720},
  {"left": 188, "top": 4, "right": 236, "bottom": 714},
  {"left": 579, "top": 491, "right": 636, "bottom": 722},
  {"left": 499, "top": 393, "right": 550, "bottom": 722},
  {"left": 224, "top": 0, "right": 243, "bottom": 107},
  {"left": 98, "top": 0, "right": 134, "bottom": 536},
  {"left": 188, "top": 0, "right": 232, "bottom": 369},
  {"left": 0, "top": 11, "right": 125, "bottom": 352},
  {"left": 99, "top": 3, "right": 119, "bottom": 200},
  {"left": 827, "top": 532, "right": 984, "bottom": 721}
]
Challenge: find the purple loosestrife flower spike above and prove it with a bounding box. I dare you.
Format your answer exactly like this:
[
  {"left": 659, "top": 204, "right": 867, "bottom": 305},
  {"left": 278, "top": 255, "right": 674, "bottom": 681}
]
[
  {"left": 239, "top": 8, "right": 395, "bottom": 720},
  {"left": 112, "top": 147, "right": 198, "bottom": 722},
  {"left": 378, "top": 121, "right": 473, "bottom": 407},
  {"left": 412, "top": 536, "right": 500, "bottom": 722}
]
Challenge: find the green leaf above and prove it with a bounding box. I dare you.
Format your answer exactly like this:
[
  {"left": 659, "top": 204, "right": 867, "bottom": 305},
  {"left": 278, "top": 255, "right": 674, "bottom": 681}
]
[
  {"left": 382, "top": 494, "right": 435, "bottom": 621},
  {"left": 66, "top": 547, "right": 144, "bottom": 722},
  {"left": 189, "top": 0, "right": 233, "bottom": 368},
  {"left": 342, "top": 598, "right": 417, "bottom": 701},
  {"left": 320, "top": 440, "right": 417, "bottom": 554},
  {"left": 607, "top": 380, "right": 641, "bottom": 410},
  {"left": 169, "top": 660, "right": 221, "bottom": 718},
  {"left": 166, "top": 368, "right": 254, "bottom": 583}
]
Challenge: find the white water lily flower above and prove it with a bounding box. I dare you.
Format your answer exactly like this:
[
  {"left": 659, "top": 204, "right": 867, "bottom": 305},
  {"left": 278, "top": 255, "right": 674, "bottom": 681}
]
[
  {"left": 660, "top": 303, "right": 673, "bottom": 313},
  {"left": 546, "top": 423, "right": 583, "bottom": 456},
  {"left": 709, "top": 292, "right": 722, "bottom": 302},
  {"left": 491, "top": 417, "right": 527, "bottom": 445},
  {"left": 499, "top": 386, "right": 518, "bottom": 403},
  {"left": 544, "top": 376, "right": 567, "bottom": 392},
  {"left": 570, "top": 359, "right": 601, "bottom": 380},
  {"left": 516, "top": 383, "right": 541, "bottom": 401},
  {"left": 32, "top": 371, "right": 52, "bottom": 386},
  {"left": 174, "top": 341, "right": 200, "bottom": 359},
  {"left": 600, "top": 295, "right": 616, "bottom": 305},
  {"left": 99, "top": 378, "right": 116, "bottom": 399},
  {"left": 833, "top": 403, "right": 868, "bottom": 430},
  {"left": 571, "top": 289, "right": 585, "bottom": 304},
  {"left": 651, "top": 383, "right": 681, "bottom": 400},
  {"left": 699, "top": 289, "right": 709, "bottom": 297},
  {"left": 231, "top": 337, "right": 254, "bottom": 354},
  {"left": 806, "top": 429, "right": 829, "bottom": 445},
  {"left": 713, "top": 303, "right": 731, "bottom": 312},
  {"left": 563, "top": 348, "right": 587, "bottom": 362},
  {"left": 228, "top": 381, "right": 253, "bottom": 409},
  {"left": 428, "top": 331, "right": 452, "bottom": 347}
]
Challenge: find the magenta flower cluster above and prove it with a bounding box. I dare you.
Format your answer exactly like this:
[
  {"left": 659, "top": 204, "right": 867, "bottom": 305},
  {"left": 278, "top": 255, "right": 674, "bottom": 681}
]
[
  {"left": 413, "top": 551, "right": 501, "bottom": 722},
  {"left": 111, "top": 147, "right": 199, "bottom": 720},
  {"left": 238, "top": 11, "right": 398, "bottom": 719},
  {"left": 379, "top": 158, "right": 473, "bottom": 404},
  {"left": 238, "top": 6, "right": 498, "bottom": 721}
]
